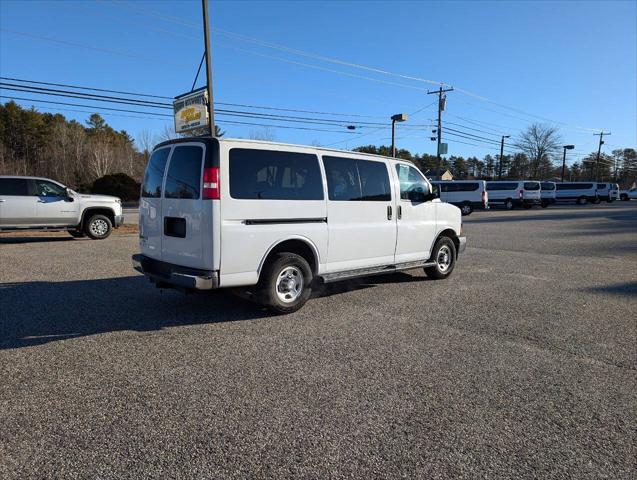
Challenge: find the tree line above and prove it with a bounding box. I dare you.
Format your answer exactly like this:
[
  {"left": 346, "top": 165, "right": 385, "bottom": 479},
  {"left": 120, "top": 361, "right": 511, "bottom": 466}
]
[
  {"left": 354, "top": 122, "right": 636, "bottom": 185},
  {"left": 1, "top": 102, "right": 635, "bottom": 190}
]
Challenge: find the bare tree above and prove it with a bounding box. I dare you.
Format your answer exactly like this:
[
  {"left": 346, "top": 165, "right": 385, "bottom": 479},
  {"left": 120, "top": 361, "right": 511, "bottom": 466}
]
[
  {"left": 515, "top": 124, "right": 562, "bottom": 178},
  {"left": 136, "top": 129, "right": 154, "bottom": 161},
  {"left": 248, "top": 127, "right": 277, "bottom": 141}
]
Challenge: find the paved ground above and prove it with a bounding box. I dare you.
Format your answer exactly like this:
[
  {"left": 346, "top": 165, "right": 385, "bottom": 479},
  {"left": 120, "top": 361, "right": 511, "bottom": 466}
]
[{"left": 1, "top": 202, "right": 635, "bottom": 479}]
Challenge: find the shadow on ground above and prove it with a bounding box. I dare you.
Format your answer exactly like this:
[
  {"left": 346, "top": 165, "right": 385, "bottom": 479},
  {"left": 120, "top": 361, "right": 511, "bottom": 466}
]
[{"left": 0, "top": 272, "right": 426, "bottom": 350}]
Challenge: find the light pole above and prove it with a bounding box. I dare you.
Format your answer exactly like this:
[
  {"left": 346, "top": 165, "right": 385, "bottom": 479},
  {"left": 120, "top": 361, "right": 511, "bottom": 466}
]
[
  {"left": 498, "top": 135, "right": 510, "bottom": 179},
  {"left": 561, "top": 145, "right": 575, "bottom": 182},
  {"left": 391, "top": 113, "right": 408, "bottom": 157},
  {"left": 201, "top": 0, "right": 215, "bottom": 135}
]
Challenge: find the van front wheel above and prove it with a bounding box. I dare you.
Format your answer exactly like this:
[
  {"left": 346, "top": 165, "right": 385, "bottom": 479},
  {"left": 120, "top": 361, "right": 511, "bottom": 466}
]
[
  {"left": 258, "top": 253, "right": 313, "bottom": 314},
  {"left": 460, "top": 203, "right": 473, "bottom": 216},
  {"left": 425, "top": 236, "right": 457, "bottom": 280}
]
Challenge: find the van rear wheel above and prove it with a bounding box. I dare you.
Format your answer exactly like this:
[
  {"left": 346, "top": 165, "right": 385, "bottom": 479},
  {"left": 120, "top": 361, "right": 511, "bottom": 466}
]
[
  {"left": 424, "top": 236, "right": 456, "bottom": 280},
  {"left": 577, "top": 196, "right": 587, "bottom": 205},
  {"left": 460, "top": 203, "right": 473, "bottom": 216},
  {"left": 258, "top": 253, "right": 313, "bottom": 314},
  {"left": 504, "top": 199, "right": 514, "bottom": 210}
]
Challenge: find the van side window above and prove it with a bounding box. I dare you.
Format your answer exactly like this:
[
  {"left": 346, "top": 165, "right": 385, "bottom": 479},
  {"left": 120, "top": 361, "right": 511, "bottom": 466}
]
[
  {"left": 230, "top": 149, "right": 323, "bottom": 200},
  {"left": 486, "top": 182, "right": 518, "bottom": 191},
  {"left": 395, "top": 164, "right": 430, "bottom": 200},
  {"left": 323, "top": 156, "right": 391, "bottom": 201},
  {"left": 164, "top": 145, "right": 204, "bottom": 199},
  {"left": 141, "top": 148, "right": 171, "bottom": 198}
]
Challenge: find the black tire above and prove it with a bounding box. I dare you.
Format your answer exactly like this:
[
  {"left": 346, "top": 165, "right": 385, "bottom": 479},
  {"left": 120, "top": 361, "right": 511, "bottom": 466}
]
[
  {"left": 424, "top": 236, "right": 457, "bottom": 280},
  {"left": 504, "top": 198, "right": 514, "bottom": 210},
  {"left": 592, "top": 197, "right": 601, "bottom": 204},
  {"left": 84, "top": 214, "right": 112, "bottom": 240},
  {"left": 541, "top": 200, "right": 549, "bottom": 208},
  {"left": 460, "top": 203, "right": 473, "bottom": 216},
  {"left": 620, "top": 194, "right": 628, "bottom": 201},
  {"left": 577, "top": 196, "right": 587, "bottom": 205},
  {"left": 523, "top": 203, "right": 533, "bottom": 209},
  {"left": 68, "top": 230, "right": 85, "bottom": 238},
  {"left": 257, "top": 252, "right": 313, "bottom": 314}
]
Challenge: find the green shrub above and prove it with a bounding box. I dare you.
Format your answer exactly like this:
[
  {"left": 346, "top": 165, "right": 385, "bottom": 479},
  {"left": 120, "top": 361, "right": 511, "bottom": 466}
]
[{"left": 91, "top": 173, "right": 140, "bottom": 201}]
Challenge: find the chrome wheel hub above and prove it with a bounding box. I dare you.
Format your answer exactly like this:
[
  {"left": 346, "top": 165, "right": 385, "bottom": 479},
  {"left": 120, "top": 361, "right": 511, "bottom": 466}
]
[
  {"left": 275, "top": 266, "right": 304, "bottom": 303},
  {"left": 437, "top": 245, "right": 452, "bottom": 272},
  {"left": 90, "top": 219, "right": 108, "bottom": 237}
]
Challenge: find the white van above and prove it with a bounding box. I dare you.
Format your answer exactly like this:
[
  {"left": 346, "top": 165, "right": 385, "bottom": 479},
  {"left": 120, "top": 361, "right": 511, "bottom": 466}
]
[
  {"left": 485, "top": 181, "right": 541, "bottom": 209},
  {"left": 609, "top": 183, "right": 619, "bottom": 201},
  {"left": 555, "top": 182, "right": 598, "bottom": 204},
  {"left": 595, "top": 183, "right": 612, "bottom": 203},
  {"left": 132, "top": 137, "right": 466, "bottom": 313},
  {"left": 540, "top": 181, "right": 556, "bottom": 208},
  {"left": 430, "top": 180, "right": 488, "bottom": 216}
]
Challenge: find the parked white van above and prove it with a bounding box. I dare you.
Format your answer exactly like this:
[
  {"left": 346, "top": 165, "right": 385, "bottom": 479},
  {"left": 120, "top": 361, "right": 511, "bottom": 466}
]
[
  {"left": 555, "top": 182, "right": 598, "bottom": 204},
  {"left": 132, "top": 137, "right": 466, "bottom": 313},
  {"left": 430, "top": 180, "right": 488, "bottom": 216},
  {"left": 485, "top": 181, "right": 541, "bottom": 209},
  {"left": 609, "top": 183, "right": 619, "bottom": 201},
  {"left": 595, "top": 183, "right": 613, "bottom": 203},
  {"left": 540, "top": 181, "right": 557, "bottom": 208}
]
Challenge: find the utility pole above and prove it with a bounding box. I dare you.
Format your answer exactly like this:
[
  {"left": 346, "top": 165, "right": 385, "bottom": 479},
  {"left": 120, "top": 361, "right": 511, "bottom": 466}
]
[
  {"left": 201, "top": 0, "right": 215, "bottom": 136},
  {"left": 593, "top": 131, "right": 610, "bottom": 181},
  {"left": 498, "top": 135, "right": 510, "bottom": 179},
  {"left": 427, "top": 86, "right": 453, "bottom": 178}
]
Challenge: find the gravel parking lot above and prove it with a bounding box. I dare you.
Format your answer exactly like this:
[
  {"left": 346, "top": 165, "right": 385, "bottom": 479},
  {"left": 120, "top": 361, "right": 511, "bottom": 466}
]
[{"left": 1, "top": 202, "right": 635, "bottom": 479}]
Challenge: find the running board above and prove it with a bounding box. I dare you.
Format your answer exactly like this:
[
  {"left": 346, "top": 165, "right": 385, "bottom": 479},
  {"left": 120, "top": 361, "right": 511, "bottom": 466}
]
[{"left": 320, "top": 260, "right": 436, "bottom": 284}]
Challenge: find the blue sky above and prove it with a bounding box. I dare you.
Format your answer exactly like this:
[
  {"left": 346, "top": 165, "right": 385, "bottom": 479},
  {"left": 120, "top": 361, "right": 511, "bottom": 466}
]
[{"left": 1, "top": 0, "right": 635, "bottom": 166}]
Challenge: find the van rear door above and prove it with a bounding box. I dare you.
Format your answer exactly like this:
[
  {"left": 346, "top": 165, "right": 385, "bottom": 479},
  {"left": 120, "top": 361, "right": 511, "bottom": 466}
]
[
  {"left": 140, "top": 147, "right": 171, "bottom": 260},
  {"left": 161, "top": 143, "right": 214, "bottom": 270}
]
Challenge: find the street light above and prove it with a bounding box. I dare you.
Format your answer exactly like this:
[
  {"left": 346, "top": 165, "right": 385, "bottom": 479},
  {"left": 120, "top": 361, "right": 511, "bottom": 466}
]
[
  {"left": 391, "top": 113, "right": 408, "bottom": 157},
  {"left": 561, "top": 145, "right": 575, "bottom": 182},
  {"left": 498, "top": 135, "right": 511, "bottom": 179}
]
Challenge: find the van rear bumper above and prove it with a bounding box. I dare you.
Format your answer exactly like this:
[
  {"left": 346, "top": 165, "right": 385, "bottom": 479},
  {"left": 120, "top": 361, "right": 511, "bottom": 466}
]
[{"left": 132, "top": 254, "right": 218, "bottom": 290}]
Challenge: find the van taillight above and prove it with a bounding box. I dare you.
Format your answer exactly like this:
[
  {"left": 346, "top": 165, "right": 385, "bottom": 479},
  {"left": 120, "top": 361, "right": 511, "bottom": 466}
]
[
  {"left": 482, "top": 190, "right": 487, "bottom": 204},
  {"left": 203, "top": 167, "right": 220, "bottom": 200}
]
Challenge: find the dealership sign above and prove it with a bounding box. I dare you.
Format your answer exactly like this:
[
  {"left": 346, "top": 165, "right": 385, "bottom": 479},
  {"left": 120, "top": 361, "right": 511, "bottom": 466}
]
[{"left": 173, "top": 88, "right": 209, "bottom": 133}]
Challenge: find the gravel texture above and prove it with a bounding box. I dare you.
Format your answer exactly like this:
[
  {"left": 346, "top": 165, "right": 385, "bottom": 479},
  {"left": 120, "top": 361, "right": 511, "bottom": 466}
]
[{"left": 1, "top": 202, "right": 635, "bottom": 479}]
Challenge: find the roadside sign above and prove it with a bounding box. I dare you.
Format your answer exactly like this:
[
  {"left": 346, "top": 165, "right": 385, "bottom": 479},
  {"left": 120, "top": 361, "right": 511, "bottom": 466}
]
[
  {"left": 173, "top": 88, "right": 209, "bottom": 133},
  {"left": 438, "top": 142, "right": 448, "bottom": 155}
]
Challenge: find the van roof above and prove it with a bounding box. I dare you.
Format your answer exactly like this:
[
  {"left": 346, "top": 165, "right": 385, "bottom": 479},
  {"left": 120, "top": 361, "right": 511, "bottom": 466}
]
[{"left": 154, "top": 136, "right": 416, "bottom": 166}]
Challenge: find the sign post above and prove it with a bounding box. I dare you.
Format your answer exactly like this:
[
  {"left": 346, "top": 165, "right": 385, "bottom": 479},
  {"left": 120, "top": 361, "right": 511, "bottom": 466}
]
[{"left": 173, "top": 88, "right": 209, "bottom": 134}]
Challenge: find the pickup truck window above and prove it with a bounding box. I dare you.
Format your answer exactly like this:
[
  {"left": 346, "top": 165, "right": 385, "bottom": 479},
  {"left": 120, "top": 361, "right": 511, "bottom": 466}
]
[
  {"left": 0, "top": 178, "right": 29, "bottom": 196},
  {"left": 34, "top": 180, "right": 66, "bottom": 197}
]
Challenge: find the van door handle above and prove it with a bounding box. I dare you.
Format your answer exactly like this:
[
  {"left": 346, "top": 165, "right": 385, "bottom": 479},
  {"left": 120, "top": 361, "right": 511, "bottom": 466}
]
[
  {"left": 0, "top": 199, "right": 5, "bottom": 202},
  {"left": 387, "top": 205, "right": 392, "bottom": 220},
  {"left": 397, "top": 205, "right": 402, "bottom": 219}
]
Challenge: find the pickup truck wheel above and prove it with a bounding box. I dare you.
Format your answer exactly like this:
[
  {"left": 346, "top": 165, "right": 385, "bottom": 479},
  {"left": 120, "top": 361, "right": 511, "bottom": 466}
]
[
  {"left": 258, "top": 253, "right": 312, "bottom": 314},
  {"left": 68, "top": 230, "right": 85, "bottom": 238},
  {"left": 85, "top": 214, "right": 112, "bottom": 239},
  {"left": 460, "top": 203, "right": 473, "bottom": 216},
  {"left": 504, "top": 199, "right": 514, "bottom": 210},
  {"left": 424, "top": 236, "right": 456, "bottom": 280}
]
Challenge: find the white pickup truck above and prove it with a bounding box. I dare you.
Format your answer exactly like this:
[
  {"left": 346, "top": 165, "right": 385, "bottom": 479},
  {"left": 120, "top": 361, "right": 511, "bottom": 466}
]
[{"left": 0, "top": 175, "right": 123, "bottom": 239}]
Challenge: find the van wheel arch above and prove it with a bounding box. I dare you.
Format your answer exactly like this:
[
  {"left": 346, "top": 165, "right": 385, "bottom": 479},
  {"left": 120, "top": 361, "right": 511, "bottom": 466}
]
[
  {"left": 433, "top": 229, "right": 460, "bottom": 259},
  {"left": 258, "top": 238, "right": 319, "bottom": 281}
]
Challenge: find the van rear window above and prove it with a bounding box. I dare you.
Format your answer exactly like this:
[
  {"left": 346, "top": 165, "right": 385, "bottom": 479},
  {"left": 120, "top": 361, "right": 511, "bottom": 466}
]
[
  {"left": 164, "top": 145, "right": 203, "bottom": 199},
  {"left": 524, "top": 182, "right": 540, "bottom": 190},
  {"left": 141, "top": 148, "right": 170, "bottom": 198},
  {"left": 229, "top": 149, "right": 323, "bottom": 200},
  {"left": 541, "top": 182, "right": 556, "bottom": 190}
]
